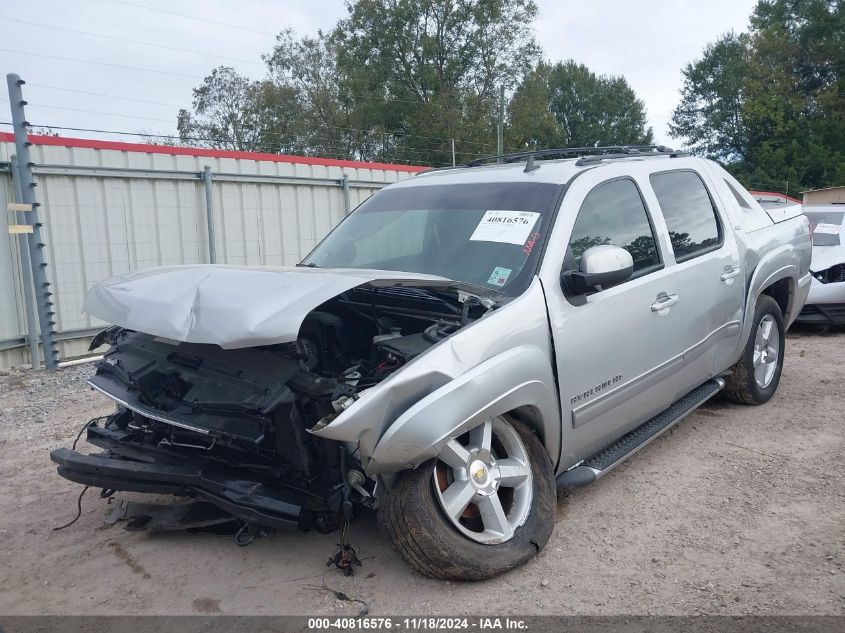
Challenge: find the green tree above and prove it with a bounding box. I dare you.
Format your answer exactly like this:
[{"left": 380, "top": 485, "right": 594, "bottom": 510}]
[
  {"left": 334, "top": 0, "right": 541, "bottom": 164},
  {"left": 177, "top": 66, "right": 301, "bottom": 152},
  {"left": 263, "top": 29, "right": 366, "bottom": 158},
  {"left": 671, "top": 0, "right": 845, "bottom": 192},
  {"left": 508, "top": 61, "right": 654, "bottom": 150},
  {"left": 505, "top": 62, "right": 558, "bottom": 149},
  {"left": 669, "top": 33, "right": 750, "bottom": 161}
]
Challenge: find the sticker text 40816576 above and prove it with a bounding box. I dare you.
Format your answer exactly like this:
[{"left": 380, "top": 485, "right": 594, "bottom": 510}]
[{"left": 469, "top": 210, "right": 540, "bottom": 245}]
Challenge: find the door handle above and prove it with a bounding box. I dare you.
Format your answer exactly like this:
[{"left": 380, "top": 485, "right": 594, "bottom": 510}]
[
  {"left": 720, "top": 266, "right": 741, "bottom": 282},
  {"left": 650, "top": 294, "right": 679, "bottom": 312}
]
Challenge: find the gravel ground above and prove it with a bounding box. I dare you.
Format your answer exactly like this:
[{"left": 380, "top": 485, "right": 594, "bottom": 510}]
[{"left": 0, "top": 327, "right": 843, "bottom": 616}]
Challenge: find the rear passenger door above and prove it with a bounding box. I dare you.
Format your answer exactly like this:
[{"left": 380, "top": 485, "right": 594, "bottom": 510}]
[
  {"left": 543, "top": 168, "right": 713, "bottom": 463},
  {"left": 641, "top": 168, "right": 745, "bottom": 380}
]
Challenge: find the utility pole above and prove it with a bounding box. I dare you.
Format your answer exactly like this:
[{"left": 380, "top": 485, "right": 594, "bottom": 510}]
[
  {"left": 6, "top": 73, "right": 59, "bottom": 370},
  {"left": 496, "top": 85, "right": 504, "bottom": 162},
  {"left": 451, "top": 138, "right": 456, "bottom": 167}
]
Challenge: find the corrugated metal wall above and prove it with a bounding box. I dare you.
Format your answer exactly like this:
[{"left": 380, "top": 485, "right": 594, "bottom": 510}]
[{"left": 0, "top": 135, "right": 421, "bottom": 368}]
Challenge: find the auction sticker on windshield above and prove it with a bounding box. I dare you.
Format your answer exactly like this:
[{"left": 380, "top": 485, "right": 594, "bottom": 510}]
[{"left": 470, "top": 210, "right": 540, "bottom": 245}]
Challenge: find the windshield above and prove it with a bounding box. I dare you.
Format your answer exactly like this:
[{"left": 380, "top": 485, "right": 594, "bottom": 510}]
[
  {"left": 806, "top": 210, "right": 844, "bottom": 246},
  {"left": 302, "top": 182, "right": 563, "bottom": 295}
]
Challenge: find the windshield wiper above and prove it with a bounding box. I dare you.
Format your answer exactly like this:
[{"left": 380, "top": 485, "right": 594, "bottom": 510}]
[
  {"left": 407, "top": 287, "right": 465, "bottom": 312},
  {"left": 296, "top": 262, "right": 318, "bottom": 268}
]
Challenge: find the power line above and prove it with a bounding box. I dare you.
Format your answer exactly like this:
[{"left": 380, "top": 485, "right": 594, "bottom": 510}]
[
  {"left": 3, "top": 89, "right": 509, "bottom": 150},
  {"left": 109, "top": 0, "right": 277, "bottom": 37},
  {"left": 0, "top": 99, "right": 176, "bottom": 123},
  {"left": 0, "top": 16, "right": 263, "bottom": 65},
  {"left": 0, "top": 47, "right": 204, "bottom": 79},
  {"left": 7, "top": 50, "right": 510, "bottom": 124},
  {"left": 27, "top": 82, "right": 183, "bottom": 109},
  {"left": 14, "top": 122, "right": 487, "bottom": 161},
  {"left": 0, "top": 118, "right": 620, "bottom": 165},
  {"left": 33, "top": 76, "right": 513, "bottom": 121}
]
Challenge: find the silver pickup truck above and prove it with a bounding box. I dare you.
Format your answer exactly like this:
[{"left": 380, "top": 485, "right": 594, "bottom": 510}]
[{"left": 51, "top": 146, "right": 811, "bottom": 580}]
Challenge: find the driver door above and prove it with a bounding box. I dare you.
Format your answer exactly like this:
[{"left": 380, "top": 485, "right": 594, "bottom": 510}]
[{"left": 542, "top": 171, "right": 700, "bottom": 464}]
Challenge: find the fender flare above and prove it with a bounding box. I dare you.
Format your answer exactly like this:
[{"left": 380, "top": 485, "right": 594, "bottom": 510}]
[
  {"left": 736, "top": 262, "right": 796, "bottom": 355},
  {"left": 366, "top": 345, "right": 561, "bottom": 474}
]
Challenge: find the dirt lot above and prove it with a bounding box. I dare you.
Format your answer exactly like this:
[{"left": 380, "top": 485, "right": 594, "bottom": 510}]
[{"left": 0, "top": 327, "right": 843, "bottom": 616}]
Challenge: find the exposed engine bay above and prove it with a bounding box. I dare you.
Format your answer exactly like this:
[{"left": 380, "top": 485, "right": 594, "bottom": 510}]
[{"left": 52, "top": 283, "right": 491, "bottom": 534}]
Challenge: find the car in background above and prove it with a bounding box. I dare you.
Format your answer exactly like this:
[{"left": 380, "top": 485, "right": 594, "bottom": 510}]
[{"left": 798, "top": 206, "right": 845, "bottom": 326}]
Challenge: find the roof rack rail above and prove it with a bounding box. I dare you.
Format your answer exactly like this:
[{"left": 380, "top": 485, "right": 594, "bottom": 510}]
[{"left": 464, "top": 145, "right": 689, "bottom": 168}]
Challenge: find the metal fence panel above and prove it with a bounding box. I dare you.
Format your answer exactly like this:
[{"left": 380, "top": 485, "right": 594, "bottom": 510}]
[
  {"left": 0, "top": 171, "right": 24, "bottom": 342},
  {"left": 0, "top": 134, "right": 421, "bottom": 368}
]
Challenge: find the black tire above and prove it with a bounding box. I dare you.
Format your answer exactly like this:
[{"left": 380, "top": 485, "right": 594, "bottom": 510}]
[
  {"left": 723, "top": 295, "right": 785, "bottom": 405},
  {"left": 378, "top": 418, "right": 555, "bottom": 580}
]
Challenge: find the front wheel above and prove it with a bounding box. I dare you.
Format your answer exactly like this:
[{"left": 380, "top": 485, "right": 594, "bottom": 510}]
[
  {"left": 723, "top": 295, "right": 785, "bottom": 405},
  {"left": 378, "top": 416, "right": 555, "bottom": 580}
]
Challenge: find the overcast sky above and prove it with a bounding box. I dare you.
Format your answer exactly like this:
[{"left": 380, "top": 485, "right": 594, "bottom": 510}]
[{"left": 1, "top": 0, "right": 757, "bottom": 152}]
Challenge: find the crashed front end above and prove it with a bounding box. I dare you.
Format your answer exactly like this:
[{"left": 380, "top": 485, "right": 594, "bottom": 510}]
[
  {"left": 50, "top": 266, "right": 493, "bottom": 532},
  {"left": 797, "top": 209, "right": 845, "bottom": 326},
  {"left": 53, "top": 329, "right": 353, "bottom": 531}
]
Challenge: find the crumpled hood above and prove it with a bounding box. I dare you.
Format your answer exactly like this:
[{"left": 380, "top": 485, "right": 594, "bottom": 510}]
[
  {"left": 811, "top": 245, "right": 845, "bottom": 272},
  {"left": 84, "top": 265, "right": 457, "bottom": 349}
]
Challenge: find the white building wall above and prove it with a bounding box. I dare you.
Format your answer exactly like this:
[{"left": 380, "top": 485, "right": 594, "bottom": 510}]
[{"left": 0, "top": 135, "right": 422, "bottom": 368}]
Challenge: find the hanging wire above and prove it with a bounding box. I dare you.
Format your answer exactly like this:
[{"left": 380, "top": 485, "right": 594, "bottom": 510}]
[
  {"left": 109, "top": 0, "right": 277, "bottom": 37},
  {"left": 27, "top": 82, "right": 182, "bottom": 108},
  {"left": 52, "top": 486, "right": 90, "bottom": 531},
  {"left": 0, "top": 16, "right": 263, "bottom": 65},
  {"left": 0, "top": 47, "right": 205, "bottom": 79}
]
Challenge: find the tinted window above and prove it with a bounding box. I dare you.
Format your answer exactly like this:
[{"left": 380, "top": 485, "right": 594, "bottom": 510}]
[
  {"left": 650, "top": 171, "right": 721, "bottom": 260},
  {"left": 566, "top": 178, "right": 660, "bottom": 274}
]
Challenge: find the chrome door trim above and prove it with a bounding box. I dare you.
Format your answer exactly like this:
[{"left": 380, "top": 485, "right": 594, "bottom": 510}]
[
  {"left": 571, "top": 320, "right": 741, "bottom": 428},
  {"left": 683, "top": 320, "right": 741, "bottom": 364}
]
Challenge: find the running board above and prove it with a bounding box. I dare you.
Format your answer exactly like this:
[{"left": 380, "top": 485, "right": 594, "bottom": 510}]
[{"left": 556, "top": 377, "right": 725, "bottom": 488}]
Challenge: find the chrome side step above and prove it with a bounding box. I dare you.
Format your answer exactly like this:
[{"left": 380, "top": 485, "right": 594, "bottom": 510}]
[{"left": 556, "top": 377, "right": 725, "bottom": 489}]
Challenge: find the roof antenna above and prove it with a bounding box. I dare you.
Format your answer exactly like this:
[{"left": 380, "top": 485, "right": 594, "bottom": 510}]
[{"left": 524, "top": 154, "right": 540, "bottom": 173}]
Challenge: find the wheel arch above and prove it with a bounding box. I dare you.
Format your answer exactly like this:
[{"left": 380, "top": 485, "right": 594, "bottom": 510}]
[
  {"left": 506, "top": 405, "right": 550, "bottom": 445},
  {"left": 761, "top": 276, "right": 793, "bottom": 321},
  {"left": 365, "top": 345, "right": 561, "bottom": 475},
  {"left": 736, "top": 264, "right": 797, "bottom": 359}
]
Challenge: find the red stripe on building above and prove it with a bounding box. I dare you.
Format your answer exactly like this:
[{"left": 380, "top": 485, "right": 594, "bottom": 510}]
[
  {"left": 0, "top": 131, "right": 427, "bottom": 173},
  {"left": 749, "top": 190, "right": 802, "bottom": 205}
]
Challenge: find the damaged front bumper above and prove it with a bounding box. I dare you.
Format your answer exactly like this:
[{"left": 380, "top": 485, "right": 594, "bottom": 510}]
[{"left": 50, "top": 419, "right": 343, "bottom": 531}]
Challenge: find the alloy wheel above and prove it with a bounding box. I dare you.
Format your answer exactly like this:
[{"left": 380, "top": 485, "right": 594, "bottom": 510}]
[
  {"left": 432, "top": 417, "right": 533, "bottom": 545},
  {"left": 753, "top": 314, "right": 780, "bottom": 388}
]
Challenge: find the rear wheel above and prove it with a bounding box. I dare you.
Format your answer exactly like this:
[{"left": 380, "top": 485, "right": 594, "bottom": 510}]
[
  {"left": 379, "top": 416, "right": 555, "bottom": 580},
  {"left": 723, "top": 295, "right": 785, "bottom": 405}
]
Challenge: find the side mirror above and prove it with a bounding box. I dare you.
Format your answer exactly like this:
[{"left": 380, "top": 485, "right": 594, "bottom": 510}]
[{"left": 561, "top": 245, "right": 634, "bottom": 296}]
